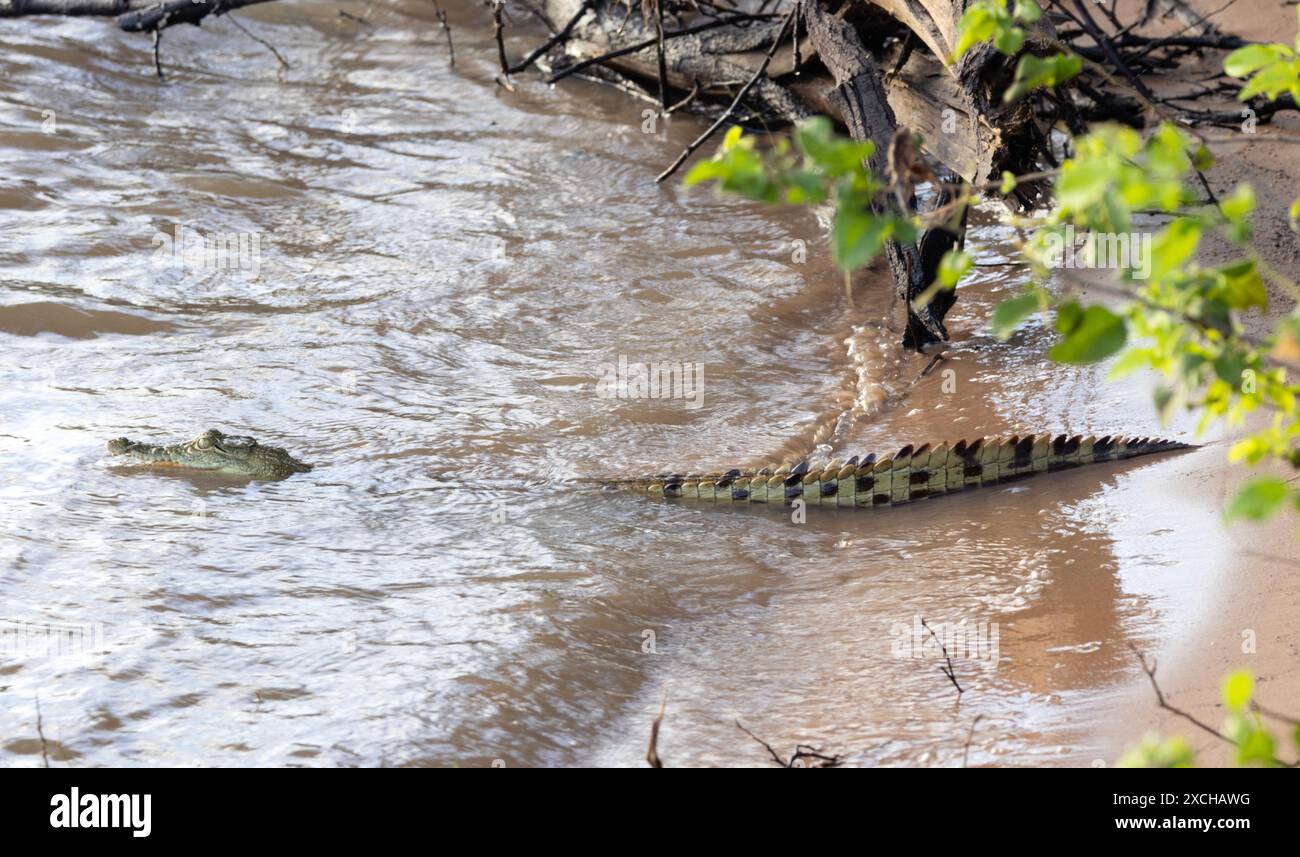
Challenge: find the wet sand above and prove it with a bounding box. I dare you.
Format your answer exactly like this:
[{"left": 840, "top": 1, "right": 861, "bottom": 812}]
[{"left": 1095, "top": 0, "right": 1300, "bottom": 765}]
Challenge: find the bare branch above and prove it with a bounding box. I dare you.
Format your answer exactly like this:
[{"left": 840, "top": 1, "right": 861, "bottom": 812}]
[
  {"left": 35, "top": 694, "right": 50, "bottom": 768},
  {"left": 654, "top": 8, "right": 795, "bottom": 183},
  {"left": 921, "top": 617, "right": 963, "bottom": 697}
]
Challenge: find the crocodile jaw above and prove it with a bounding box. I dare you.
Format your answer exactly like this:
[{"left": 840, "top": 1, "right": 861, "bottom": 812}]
[{"left": 106, "top": 431, "right": 312, "bottom": 480}]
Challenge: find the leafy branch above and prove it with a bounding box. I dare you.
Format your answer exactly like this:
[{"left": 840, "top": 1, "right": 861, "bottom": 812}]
[{"left": 688, "top": 5, "right": 1300, "bottom": 525}]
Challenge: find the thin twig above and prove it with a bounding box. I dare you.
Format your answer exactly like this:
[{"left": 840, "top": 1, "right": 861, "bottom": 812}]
[
  {"left": 1131, "top": 645, "right": 1300, "bottom": 766},
  {"left": 151, "top": 28, "right": 164, "bottom": 80},
  {"left": 665, "top": 78, "right": 701, "bottom": 114},
  {"left": 1130, "top": 645, "right": 1264, "bottom": 746},
  {"left": 1072, "top": 0, "right": 1157, "bottom": 103},
  {"left": 227, "top": 12, "right": 290, "bottom": 78},
  {"left": 921, "top": 617, "right": 963, "bottom": 696},
  {"left": 655, "top": 8, "right": 794, "bottom": 184},
  {"left": 508, "top": 0, "right": 592, "bottom": 74},
  {"left": 1251, "top": 700, "right": 1300, "bottom": 727},
  {"left": 735, "top": 720, "right": 842, "bottom": 767},
  {"left": 646, "top": 687, "right": 667, "bottom": 768},
  {"left": 338, "top": 10, "right": 372, "bottom": 26},
  {"left": 912, "top": 351, "right": 946, "bottom": 385},
  {"left": 736, "top": 719, "right": 788, "bottom": 765},
  {"left": 431, "top": 0, "right": 455, "bottom": 67},
  {"left": 655, "top": 0, "right": 669, "bottom": 110},
  {"left": 492, "top": 0, "right": 513, "bottom": 90},
  {"left": 35, "top": 694, "right": 50, "bottom": 768},
  {"left": 792, "top": 0, "right": 801, "bottom": 75}
]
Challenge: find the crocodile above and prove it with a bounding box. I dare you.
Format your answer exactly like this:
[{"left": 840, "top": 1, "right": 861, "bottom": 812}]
[
  {"left": 106, "top": 429, "right": 312, "bottom": 480},
  {"left": 600, "top": 434, "right": 1189, "bottom": 507},
  {"left": 101, "top": 429, "right": 1186, "bottom": 500}
]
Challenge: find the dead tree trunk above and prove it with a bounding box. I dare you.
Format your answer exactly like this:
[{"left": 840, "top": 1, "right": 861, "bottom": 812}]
[{"left": 802, "top": 0, "right": 955, "bottom": 348}]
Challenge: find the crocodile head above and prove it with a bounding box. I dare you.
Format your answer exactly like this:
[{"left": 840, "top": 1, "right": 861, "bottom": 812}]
[{"left": 106, "top": 429, "right": 312, "bottom": 480}]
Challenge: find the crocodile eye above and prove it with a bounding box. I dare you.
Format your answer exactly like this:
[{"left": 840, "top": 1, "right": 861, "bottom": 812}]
[{"left": 195, "top": 436, "right": 214, "bottom": 450}]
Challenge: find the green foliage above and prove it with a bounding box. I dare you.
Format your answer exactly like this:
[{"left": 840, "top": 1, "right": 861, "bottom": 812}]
[
  {"left": 938, "top": 249, "right": 973, "bottom": 289},
  {"left": 951, "top": 0, "right": 1077, "bottom": 102},
  {"left": 951, "top": 0, "right": 1044, "bottom": 64},
  {"left": 1122, "top": 670, "right": 1298, "bottom": 767},
  {"left": 1049, "top": 301, "right": 1127, "bottom": 364},
  {"left": 692, "top": 14, "right": 1300, "bottom": 525},
  {"left": 1005, "top": 53, "right": 1082, "bottom": 103},
  {"left": 1223, "top": 670, "right": 1254, "bottom": 710},
  {"left": 1225, "top": 476, "right": 1292, "bottom": 521},
  {"left": 1219, "top": 671, "right": 1281, "bottom": 767},
  {"left": 990, "top": 289, "right": 1045, "bottom": 339},
  {"left": 913, "top": 250, "right": 974, "bottom": 314},
  {"left": 686, "top": 119, "right": 912, "bottom": 273},
  {"left": 999, "top": 120, "right": 1300, "bottom": 521},
  {"left": 1117, "top": 734, "right": 1196, "bottom": 768},
  {"left": 1224, "top": 11, "right": 1300, "bottom": 103}
]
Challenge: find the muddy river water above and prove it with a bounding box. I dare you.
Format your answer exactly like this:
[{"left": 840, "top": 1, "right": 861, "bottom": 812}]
[{"left": 1, "top": 1, "right": 1232, "bottom": 766}]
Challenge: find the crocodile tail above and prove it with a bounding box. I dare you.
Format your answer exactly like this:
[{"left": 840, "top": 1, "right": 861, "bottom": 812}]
[{"left": 608, "top": 433, "right": 1189, "bottom": 508}]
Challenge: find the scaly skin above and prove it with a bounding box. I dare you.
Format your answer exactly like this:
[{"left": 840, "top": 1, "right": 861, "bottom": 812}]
[
  {"left": 106, "top": 429, "right": 311, "bottom": 480},
  {"left": 604, "top": 434, "right": 1189, "bottom": 507}
]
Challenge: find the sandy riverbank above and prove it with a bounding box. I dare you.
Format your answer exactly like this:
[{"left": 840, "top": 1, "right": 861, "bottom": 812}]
[{"left": 1096, "top": 0, "right": 1300, "bottom": 766}]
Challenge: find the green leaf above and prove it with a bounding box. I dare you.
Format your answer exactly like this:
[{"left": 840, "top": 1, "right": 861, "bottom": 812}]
[
  {"left": 1221, "top": 184, "right": 1256, "bottom": 223},
  {"left": 1225, "top": 476, "right": 1290, "bottom": 521},
  {"left": 1146, "top": 124, "right": 1193, "bottom": 177},
  {"left": 1056, "top": 156, "right": 1113, "bottom": 211},
  {"left": 990, "top": 291, "right": 1041, "bottom": 339},
  {"left": 1004, "top": 52, "right": 1082, "bottom": 103},
  {"left": 831, "top": 204, "right": 891, "bottom": 271},
  {"left": 1219, "top": 260, "right": 1268, "bottom": 311},
  {"left": 1224, "top": 44, "right": 1287, "bottom": 79},
  {"left": 993, "top": 26, "right": 1025, "bottom": 56},
  {"left": 1107, "top": 347, "right": 1153, "bottom": 380},
  {"left": 1223, "top": 670, "right": 1254, "bottom": 711},
  {"left": 1239, "top": 59, "right": 1300, "bottom": 101},
  {"left": 1013, "top": 0, "right": 1042, "bottom": 24},
  {"left": 720, "top": 124, "right": 746, "bottom": 151},
  {"left": 1237, "top": 725, "right": 1276, "bottom": 766},
  {"left": 783, "top": 170, "right": 827, "bottom": 205},
  {"left": 684, "top": 160, "right": 727, "bottom": 186},
  {"left": 1049, "top": 302, "right": 1127, "bottom": 364},
  {"left": 795, "top": 117, "right": 875, "bottom": 176},
  {"left": 938, "top": 249, "right": 973, "bottom": 289},
  {"left": 951, "top": 6, "right": 997, "bottom": 64},
  {"left": 1117, "top": 734, "right": 1196, "bottom": 768},
  {"left": 1153, "top": 386, "right": 1178, "bottom": 423},
  {"left": 1147, "top": 218, "right": 1201, "bottom": 282},
  {"left": 999, "top": 171, "right": 1017, "bottom": 194}
]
